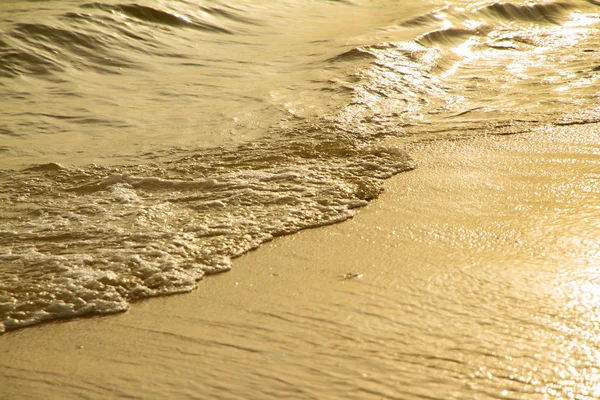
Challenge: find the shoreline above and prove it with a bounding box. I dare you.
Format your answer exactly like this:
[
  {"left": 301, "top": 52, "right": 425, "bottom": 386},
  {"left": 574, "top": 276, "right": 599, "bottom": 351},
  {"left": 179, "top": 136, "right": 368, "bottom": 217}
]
[{"left": 1, "top": 124, "right": 599, "bottom": 399}]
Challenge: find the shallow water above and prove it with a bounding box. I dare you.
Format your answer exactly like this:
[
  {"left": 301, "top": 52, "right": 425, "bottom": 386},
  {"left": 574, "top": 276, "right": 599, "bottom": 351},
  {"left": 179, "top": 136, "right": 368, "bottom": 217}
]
[
  {"left": 1, "top": 0, "right": 599, "bottom": 349},
  {"left": 1, "top": 124, "right": 598, "bottom": 400},
  {"left": 198, "top": 124, "right": 600, "bottom": 400}
]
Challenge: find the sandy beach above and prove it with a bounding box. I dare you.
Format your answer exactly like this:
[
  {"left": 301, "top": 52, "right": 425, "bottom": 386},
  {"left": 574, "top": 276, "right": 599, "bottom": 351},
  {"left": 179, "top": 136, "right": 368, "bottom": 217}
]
[
  {"left": 2, "top": 1, "right": 600, "bottom": 398},
  {"left": 1, "top": 124, "right": 599, "bottom": 399}
]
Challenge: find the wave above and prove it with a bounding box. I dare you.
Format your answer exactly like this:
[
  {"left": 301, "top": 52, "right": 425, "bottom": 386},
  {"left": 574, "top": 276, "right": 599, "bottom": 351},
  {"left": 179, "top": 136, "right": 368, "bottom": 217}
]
[
  {"left": 0, "top": 36, "right": 62, "bottom": 77},
  {"left": 80, "top": 3, "right": 233, "bottom": 33},
  {"left": 0, "top": 121, "right": 415, "bottom": 333},
  {"left": 399, "top": 1, "right": 578, "bottom": 29},
  {"left": 478, "top": 2, "right": 577, "bottom": 24},
  {"left": 0, "top": 128, "right": 20, "bottom": 137},
  {"left": 0, "top": 1, "right": 251, "bottom": 78},
  {"left": 1, "top": 0, "right": 600, "bottom": 333},
  {"left": 327, "top": 48, "right": 377, "bottom": 63},
  {"left": 417, "top": 26, "right": 492, "bottom": 48}
]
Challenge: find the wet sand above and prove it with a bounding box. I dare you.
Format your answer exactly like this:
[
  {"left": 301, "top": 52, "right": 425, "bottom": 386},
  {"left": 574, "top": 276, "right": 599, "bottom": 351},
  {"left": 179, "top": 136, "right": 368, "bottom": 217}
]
[{"left": 1, "top": 124, "right": 599, "bottom": 399}]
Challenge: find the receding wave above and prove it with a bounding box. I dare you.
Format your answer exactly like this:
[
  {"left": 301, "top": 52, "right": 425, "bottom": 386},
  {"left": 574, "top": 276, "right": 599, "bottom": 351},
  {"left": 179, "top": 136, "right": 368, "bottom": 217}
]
[{"left": 0, "top": 122, "right": 414, "bottom": 333}]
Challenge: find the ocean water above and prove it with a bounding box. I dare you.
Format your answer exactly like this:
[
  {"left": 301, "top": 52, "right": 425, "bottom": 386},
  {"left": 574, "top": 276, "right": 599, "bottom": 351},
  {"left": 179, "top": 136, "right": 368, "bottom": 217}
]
[{"left": 1, "top": 0, "right": 599, "bottom": 338}]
